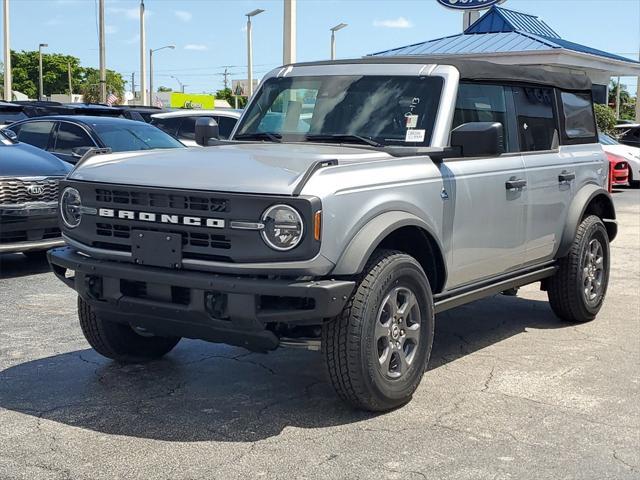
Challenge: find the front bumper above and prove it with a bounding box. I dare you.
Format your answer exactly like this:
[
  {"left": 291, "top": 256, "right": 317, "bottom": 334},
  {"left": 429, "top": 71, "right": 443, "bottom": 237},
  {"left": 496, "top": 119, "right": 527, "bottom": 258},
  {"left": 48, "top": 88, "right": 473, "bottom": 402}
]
[
  {"left": 0, "top": 203, "right": 63, "bottom": 253},
  {"left": 48, "top": 247, "right": 355, "bottom": 351}
]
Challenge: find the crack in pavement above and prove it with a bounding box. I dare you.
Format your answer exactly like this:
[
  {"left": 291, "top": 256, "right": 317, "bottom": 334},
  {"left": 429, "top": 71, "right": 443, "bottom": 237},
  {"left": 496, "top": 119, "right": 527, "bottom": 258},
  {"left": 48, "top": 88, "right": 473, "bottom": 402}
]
[{"left": 613, "top": 451, "right": 638, "bottom": 472}]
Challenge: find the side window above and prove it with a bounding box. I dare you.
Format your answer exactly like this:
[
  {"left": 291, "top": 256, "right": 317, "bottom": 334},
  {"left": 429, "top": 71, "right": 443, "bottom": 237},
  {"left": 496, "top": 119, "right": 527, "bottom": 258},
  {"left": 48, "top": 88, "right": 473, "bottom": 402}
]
[
  {"left": 54, "top": 123, "right": 94, "bottom": 153},
  {"left": 177, "top": 116, "right": 197, "bottom": 140},
  {"left": 560, "top": 92, "right": 596, "bottom": 140},
  {"left": 14, "top": 121, "right": 55, "bottom": 149},
  {"left": 151, "top": 117, "right": 181, "bottom": 137},
  {"left": 512, "top": 87, "right": 557, "bottom": 152},
  {"left": 216, "top": 116, "right": 237, "bottom": 139},
  {"left": 453, "top": 84, "right": 512, "bottom": 152}
]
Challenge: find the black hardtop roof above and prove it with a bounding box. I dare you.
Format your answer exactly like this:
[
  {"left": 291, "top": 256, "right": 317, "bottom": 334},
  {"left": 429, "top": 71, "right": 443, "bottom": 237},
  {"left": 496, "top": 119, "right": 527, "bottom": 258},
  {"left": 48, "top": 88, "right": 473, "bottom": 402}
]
[
  {"left": 288, "top": 57, "right": 592, "bottom": 91},
  {"left": 19, "top": 115, "right": 147, "bottom": 126}
]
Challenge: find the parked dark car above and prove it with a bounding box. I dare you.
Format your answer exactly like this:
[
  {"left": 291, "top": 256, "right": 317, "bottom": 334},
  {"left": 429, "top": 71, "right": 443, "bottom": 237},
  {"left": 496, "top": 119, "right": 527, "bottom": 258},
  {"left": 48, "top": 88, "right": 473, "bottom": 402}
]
[
  {"left": 116, "top": 105, "right": 169, "bottom": 123},
  {"left": 614, "top": 124, "right": 640, "bottom": 148},
  {"left": 0, "top": 129, "right": 71, "bottom": 257},
  {"left": 150, "top": 109, "right": 242, "bottom": 145},
  {"left": 0, "top": 101, "right": 28, "bottom": 125},
  {"left": 5, "top": 116, "right": 185, "bottom": 164}
]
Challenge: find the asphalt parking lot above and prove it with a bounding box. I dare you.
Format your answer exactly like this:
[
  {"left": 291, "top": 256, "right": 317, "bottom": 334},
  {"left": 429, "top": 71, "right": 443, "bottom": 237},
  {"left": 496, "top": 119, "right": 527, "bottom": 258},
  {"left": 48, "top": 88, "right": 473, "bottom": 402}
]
[{"left": 0, "top": 188, "right": 638, "bottom": 480}]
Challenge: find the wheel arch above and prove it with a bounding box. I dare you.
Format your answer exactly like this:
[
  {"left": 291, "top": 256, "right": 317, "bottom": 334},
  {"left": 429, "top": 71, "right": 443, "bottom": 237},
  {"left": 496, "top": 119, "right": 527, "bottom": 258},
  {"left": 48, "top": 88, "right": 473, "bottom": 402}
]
[
  {"left": 557, "top": 185, "right": 617, "bottom": 258},
  {"left": 332, "top": 211, "right": 447, "bottom": 294}
]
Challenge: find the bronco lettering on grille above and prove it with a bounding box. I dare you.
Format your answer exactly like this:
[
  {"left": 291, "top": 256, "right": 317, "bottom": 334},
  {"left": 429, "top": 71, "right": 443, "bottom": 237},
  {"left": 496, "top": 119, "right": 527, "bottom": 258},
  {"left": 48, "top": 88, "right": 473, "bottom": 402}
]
[{"left": 97, "top": 208, "right": 225, "bottom": 228}]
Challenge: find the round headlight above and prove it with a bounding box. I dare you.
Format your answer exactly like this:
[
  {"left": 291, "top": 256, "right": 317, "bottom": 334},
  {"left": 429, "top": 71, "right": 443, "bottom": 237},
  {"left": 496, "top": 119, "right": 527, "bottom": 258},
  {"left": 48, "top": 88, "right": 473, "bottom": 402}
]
[
  {"left": 261, "top": 204, "right": 304, "bottom": 251},
  {"left": 60, "top": 187, "right": 82, "bottom": 228}
]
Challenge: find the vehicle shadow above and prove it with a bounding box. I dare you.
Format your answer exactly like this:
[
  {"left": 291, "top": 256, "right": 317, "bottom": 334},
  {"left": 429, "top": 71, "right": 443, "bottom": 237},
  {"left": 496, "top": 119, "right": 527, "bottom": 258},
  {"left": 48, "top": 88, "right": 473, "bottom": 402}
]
[
  {"left": 0, "top": 293, "right": 566, "bottom": 442},
  {"left": 0, "top": 253, "right": 51, "bottom": 279}
]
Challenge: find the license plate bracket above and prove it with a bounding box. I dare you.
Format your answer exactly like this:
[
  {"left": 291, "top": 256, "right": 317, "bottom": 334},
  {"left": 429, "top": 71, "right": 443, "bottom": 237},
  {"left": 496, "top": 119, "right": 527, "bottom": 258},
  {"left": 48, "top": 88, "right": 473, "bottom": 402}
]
[{"left": 131, "top": 230, "right": 182, "bottom": 268}]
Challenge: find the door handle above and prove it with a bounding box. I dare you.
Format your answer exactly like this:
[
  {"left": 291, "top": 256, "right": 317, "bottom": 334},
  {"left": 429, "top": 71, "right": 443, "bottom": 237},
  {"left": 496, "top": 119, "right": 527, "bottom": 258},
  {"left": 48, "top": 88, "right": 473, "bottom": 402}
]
[
  {"left": 558, "top": 170, "right": 576, "bottom": 183},
  {"left": 505, "top": 178, "right": 527, "bottom": 191}
]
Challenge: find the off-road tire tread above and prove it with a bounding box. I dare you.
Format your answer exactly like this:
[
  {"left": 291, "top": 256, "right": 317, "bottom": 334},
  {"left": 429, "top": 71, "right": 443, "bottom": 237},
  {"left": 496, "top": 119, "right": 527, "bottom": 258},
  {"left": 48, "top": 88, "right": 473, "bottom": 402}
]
[
  {"left": 547, "top": 215, "right": 608, "bottom": 323},
  {"left": 78, "top": 296, "right": 180, "bottom": 363},
  {"left": 323, "top": 250, "right": 427, "bottom": 411}
]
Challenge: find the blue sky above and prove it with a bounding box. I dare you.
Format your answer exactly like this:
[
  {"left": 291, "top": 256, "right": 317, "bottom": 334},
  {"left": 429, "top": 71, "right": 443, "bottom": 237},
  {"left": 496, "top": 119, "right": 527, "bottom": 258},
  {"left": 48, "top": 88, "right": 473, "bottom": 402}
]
[{"left": 1, "top": 0, "right": 639, "bottom": 94}]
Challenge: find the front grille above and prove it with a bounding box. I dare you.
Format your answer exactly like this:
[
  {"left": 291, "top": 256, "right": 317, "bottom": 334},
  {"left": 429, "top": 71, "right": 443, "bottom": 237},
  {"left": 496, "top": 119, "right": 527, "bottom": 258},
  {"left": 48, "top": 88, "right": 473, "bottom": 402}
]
[
  {"left": 95, "top": 188, "right": 228, "bottom": 213},
  {"left": 0, "top": 178, "right": 61, "bottom": 205}
]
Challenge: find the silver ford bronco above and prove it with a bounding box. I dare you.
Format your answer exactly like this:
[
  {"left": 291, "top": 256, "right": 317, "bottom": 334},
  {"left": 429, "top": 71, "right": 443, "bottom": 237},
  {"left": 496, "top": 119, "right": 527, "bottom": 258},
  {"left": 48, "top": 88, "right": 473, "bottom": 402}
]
[{"left": 48, "top": 59, "right": 617, "bottom": 411}]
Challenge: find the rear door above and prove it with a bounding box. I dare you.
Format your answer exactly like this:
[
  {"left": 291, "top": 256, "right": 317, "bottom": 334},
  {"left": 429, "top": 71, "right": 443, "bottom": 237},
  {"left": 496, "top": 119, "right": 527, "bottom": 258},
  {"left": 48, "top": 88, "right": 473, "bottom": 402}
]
[
  {"left": 10, "top": 120, "right": 55, "bottom": 151},
  {"left": 444, "top": 83, "right": 528, "bottom": 287}
]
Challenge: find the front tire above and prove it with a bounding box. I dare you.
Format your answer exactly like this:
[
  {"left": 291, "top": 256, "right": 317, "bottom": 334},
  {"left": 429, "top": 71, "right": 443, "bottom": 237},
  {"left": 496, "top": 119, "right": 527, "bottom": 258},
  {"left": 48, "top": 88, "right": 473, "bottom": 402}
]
[
  {"left": 78, "top": 297, "right": 181, "bottom": 363},
  {"left": 547, "top": 215, "right": 610, "bottom": 322},
  {"left": 323, "top": 250, "right": 434, "bottom": 411}
]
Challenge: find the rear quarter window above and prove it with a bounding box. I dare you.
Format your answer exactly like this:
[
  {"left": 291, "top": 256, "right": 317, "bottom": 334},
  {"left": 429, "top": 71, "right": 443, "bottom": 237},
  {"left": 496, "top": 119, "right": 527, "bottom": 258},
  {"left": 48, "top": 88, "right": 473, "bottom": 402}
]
[{"left": 561, "top": 92, "right": 596, "bottom": 139}]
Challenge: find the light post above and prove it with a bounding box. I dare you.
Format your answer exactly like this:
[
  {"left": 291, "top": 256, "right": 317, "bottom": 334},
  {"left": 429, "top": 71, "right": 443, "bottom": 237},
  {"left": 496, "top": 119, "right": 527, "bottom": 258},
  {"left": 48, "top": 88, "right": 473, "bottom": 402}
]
[
  {"left": 38, "top": 43, "right": 48, "bottom": 101},
  {"left": 139, "top": 0, "right": 147, "bottom": 104},
  {"left": 2, "top": 0, "right": 11, "bottom": 101},
  {"left": 149, "top": 45, "right": 175, "bottom": 105},
  {"left": 246, "top": 8, "right": 265, "bottom": 97},
  {"left": 330, "top": 23, "right": 347, "bottom": 60},
  {"left": 170, "top": 75, "right": 185, "bottom": 93}
]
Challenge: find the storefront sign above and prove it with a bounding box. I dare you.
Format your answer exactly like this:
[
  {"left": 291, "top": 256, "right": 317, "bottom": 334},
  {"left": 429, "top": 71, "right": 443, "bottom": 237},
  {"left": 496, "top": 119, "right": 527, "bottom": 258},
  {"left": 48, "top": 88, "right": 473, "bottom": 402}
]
[{"left": 436, "top": 0, "right": 506, "bottom": 10}]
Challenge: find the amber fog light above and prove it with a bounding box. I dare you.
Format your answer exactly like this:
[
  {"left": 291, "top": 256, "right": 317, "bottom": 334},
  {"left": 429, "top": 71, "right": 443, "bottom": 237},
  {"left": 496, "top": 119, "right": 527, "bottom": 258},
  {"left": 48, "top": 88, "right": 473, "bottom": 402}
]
[{"left": 261, "top": 204, "right": 304, "bottom": 251}]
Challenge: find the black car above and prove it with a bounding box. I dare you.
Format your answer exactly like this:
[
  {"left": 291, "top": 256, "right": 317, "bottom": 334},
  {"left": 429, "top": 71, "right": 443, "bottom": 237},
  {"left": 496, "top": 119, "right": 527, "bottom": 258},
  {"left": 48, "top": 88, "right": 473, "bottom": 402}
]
[
  {"left": 0, "top": 129, "right": 71, "bottom": 257},
  {"left": 0, "top": 101, "right": 28, "bottom": 126},
  {"left": 5, "top": 116, "right": 185, "bottom": 164},
  {"left": 116, "top": 105, "right": 169, "bottom": 123}
]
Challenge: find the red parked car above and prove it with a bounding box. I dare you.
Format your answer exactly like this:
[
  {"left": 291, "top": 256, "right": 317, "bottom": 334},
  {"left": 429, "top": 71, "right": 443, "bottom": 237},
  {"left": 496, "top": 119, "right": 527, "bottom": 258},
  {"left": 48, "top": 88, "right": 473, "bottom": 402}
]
[{"left": 607, "top": 152, "right": 629, "bottom": 189}]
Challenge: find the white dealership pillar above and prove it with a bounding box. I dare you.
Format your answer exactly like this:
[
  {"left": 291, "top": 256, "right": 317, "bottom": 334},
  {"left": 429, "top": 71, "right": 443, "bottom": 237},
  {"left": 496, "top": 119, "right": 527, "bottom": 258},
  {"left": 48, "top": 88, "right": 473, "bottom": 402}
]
[
  {"left": 246, "top": 9, "right": 265, "bottom": 97},
  {"left": 140, "top": 0, "right": 147, "bottom": 105},
  {"left": 2, "top": 0, "right": 11, "bottom": 101},
  {"left": 98, "top": 0, "right": 106, "bottom": 103},
  {"left": 283, "top": 0, "right": 296, "bottom": 64}
]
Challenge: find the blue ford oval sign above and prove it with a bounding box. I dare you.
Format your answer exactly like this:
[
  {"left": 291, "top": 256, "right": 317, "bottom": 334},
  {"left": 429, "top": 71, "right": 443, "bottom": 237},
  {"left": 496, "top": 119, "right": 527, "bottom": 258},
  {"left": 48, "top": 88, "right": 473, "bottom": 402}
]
[{"left": 436, "top": 0, "right": 505, "bottom": 10}]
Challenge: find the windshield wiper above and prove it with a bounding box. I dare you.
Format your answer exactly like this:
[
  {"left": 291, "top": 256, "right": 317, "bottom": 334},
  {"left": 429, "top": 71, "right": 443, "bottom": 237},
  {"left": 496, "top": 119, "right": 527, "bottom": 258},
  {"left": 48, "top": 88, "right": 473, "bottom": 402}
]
[
  {"left": 234, "top": 132, "right": 283, "bottom": 143},
  {"left": 305, "top": 134, "right": 382, "bottom": 148}
]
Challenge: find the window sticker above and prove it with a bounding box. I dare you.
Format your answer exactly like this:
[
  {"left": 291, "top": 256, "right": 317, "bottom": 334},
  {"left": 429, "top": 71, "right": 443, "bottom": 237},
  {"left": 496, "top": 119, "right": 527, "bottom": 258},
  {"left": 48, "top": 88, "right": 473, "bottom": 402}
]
[
  {"left": 405, "top": 114, "right": 419, "bottom": 128},
  {"left": 405, "top": 129, "right": 426, "bottom": 143}
]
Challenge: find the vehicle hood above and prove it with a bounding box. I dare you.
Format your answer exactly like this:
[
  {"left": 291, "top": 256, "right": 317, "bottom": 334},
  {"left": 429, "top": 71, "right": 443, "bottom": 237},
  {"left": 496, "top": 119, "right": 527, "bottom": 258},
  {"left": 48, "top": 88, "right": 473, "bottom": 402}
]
[
  {"left": 69, "top": 143, "right": 392, "bottom": 195},
  {"left": 602, "top": 144, "right": 640, "bottom": 163},
  {"left": 0, "top": 142, "right": 72, "bottom": 177}
]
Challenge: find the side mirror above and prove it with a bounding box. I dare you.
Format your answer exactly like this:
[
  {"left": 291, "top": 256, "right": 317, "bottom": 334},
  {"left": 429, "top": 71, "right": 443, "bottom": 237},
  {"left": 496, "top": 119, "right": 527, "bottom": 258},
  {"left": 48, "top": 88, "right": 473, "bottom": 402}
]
[
  {"left": 195, "top": 117, "right": 219, "bottom": 146},
  {"left": 450, "top": 122, "right": 505, "bottom": 157},
  {"left": 71, "top": 146, "right": 92, "bottom": 159},
  {"left": 3, "top": 129, "right": 17, "bottom": 141}
]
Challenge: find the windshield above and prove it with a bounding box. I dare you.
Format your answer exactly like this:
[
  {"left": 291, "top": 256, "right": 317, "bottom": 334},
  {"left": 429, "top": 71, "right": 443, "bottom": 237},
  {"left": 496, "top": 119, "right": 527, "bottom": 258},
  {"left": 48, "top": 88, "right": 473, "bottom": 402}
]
[
  {"left": 599, "top": 133, "right": 619, "bottom": 145},
  {"left": 234, "top": 75, "right": 443, "bottom": 146},
  {"left": 93, "top": 122, "right": 185, "bottom": 152}
]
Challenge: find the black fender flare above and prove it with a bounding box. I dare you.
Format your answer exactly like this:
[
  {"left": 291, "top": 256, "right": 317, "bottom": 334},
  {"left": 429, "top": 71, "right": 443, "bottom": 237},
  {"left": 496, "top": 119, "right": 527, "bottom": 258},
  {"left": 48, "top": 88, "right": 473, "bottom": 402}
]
[
  {"left": 557, "top": 185, "right": 617, "bottom": 258},
  {"left": 331, "top": 211, "right": 447, "bottom": 282}
]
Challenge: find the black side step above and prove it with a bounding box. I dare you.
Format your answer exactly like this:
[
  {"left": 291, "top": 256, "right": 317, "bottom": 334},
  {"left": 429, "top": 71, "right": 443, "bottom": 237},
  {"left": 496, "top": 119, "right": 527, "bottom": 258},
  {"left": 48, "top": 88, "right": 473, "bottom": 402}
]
[{"left": 434, "top": 265, "right": 557, "bottom": 314}]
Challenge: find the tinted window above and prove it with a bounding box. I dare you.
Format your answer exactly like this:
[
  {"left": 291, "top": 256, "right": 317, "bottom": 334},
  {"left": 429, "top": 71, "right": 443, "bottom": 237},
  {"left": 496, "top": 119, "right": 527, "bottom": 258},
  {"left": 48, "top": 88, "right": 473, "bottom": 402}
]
[
  {"left": 453, "top": 84, "right": 512, "bottom": 152},
  {"left": 92, "top": 122, "right": 184, "bottom": 152},
  {"left": 561, "top": 92, "right": 596, "bottom": 139},
  {"left": 14, "top": 121, "right": 55, "bottom": 149},
  {"left": 216, "top": 116, "right": 237, "bottom": 139},
  {"left": 150, "top": 117, "right": 181, "bottom": 136},
  {"left": 54, "top": 122, "right": 95, "bottom": 153},
  {"left": 177, "top": 116, "right": 198, "bottom": 140},
  {"left": 512, "top": 87, "right": 557, "bottom": 152}
]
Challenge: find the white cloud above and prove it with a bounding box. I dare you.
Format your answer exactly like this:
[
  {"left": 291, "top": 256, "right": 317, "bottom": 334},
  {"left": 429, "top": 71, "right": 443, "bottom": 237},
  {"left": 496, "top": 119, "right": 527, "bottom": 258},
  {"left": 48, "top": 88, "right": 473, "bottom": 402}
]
[
  {"left": 105, "top": 25, "right": 118, "bottom": 35},
  {"left": 184, "top": 44, "right": 208, "bottom": 51},
  {"left": 373, "top": 17, "right": 413, "bottom": 29},
  {"left": 174, "top": 10, "right": 193, "bottom": 22}
]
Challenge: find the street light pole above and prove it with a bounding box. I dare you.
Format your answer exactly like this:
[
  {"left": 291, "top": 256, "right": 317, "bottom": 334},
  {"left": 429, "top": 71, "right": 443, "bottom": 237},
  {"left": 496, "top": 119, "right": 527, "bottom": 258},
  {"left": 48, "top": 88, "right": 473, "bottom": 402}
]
[
  {"left": 38, "top": 43, "right": 48, "bottom": 101},
  {"left": 139, "top": 0, "right": 147, "bottom": 105},
  {"left": 283, "top": 0, "right": 296, "bottom": 64},
  {"left": 149, "top": 45, "right": 175, "bottom": 105},
  {"left": 330, "top": 23, "right": 347, "bottom": 60},
  {"left": 2, "top": 0, "right": 11, "bottom": 101},
  {"left": 98, "top": 0, "right": 106, "bottom": 103},
  {"left": 170, "top": 75, "right": 184, "bottom": 93},
  {"left": 246, "top": 9, "right": 265, "bottom": 97}
]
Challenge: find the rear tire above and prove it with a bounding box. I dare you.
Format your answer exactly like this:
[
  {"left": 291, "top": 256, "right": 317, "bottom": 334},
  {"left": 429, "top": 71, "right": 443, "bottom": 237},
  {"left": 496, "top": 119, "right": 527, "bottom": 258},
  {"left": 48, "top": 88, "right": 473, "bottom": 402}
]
[
  {"left": 322, "top": 250, "right": 434, "bottom": 411},
  {"left": 547, "top": 215, "right": 610, "bottom": 323},
  {"left": 78, "top": 296, "right": 180, "bottom": 363}
]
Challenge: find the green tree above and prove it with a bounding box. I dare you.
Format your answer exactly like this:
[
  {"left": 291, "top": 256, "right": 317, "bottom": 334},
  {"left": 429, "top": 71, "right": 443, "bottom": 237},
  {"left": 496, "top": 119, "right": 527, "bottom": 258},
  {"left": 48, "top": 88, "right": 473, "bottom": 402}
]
[
  {"left": 157, "top": 86, "right": 172, "bottom": 92},
  {"left": 215, "top": 88, "right": 246, "bottom": 108},
  {"left": 80, "top": 68, "right": 125, "bottom": 104},
  {"left": 609, "top": 80, "right": 637, "bottom": 121},
  {"left": 594, "top": 103, "right": 617, "bottom": 135}
]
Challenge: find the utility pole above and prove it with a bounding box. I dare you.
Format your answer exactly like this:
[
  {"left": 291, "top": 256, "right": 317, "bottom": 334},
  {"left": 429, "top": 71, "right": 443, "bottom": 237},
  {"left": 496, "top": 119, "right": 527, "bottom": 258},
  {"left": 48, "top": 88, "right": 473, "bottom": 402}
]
[
  {"left": 140, "top": 0, "right": 147, "bottom": 105},
  {"left": 222, "top": 67, "right": 230, "bottom": 90},
  {"left": 68, "top": 62, "right": 73, "bottom": 96},
  {"left": 615, "top": 76, "right": 621, "bottom": 120},
  {"left": 2, "top": 0, "right": 11, "bottom": 101},
  {"left": 98, "top": 0, "right": 107, "bottom": 103},
  {"left": 283, "top": 0, "right": 296, "bottom": 64},
  {"left": 38, "top": 43, "right": 48, "bottom": 101},
  {"left": 131, "top": 72, "right": 135, "bottom": 100},
  {"left": 246, "top": 9, "right": 265, "bottom": 97},
  {"left": 636, "top": 10, "right": 640, "bottom": 122}
]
